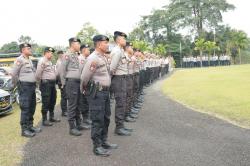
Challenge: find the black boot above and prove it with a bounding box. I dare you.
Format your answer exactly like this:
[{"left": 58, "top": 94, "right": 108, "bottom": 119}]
[
  {"left": 115, "top": 128, "right": 132, "bottom": 136},
  {"left": 21, "top": 124, "right": 35, "bottom": 137},
  {"left": 43, "top": 120, "right": 53, "bottom": 126},
  {"left": 61, "top": 111, "right": 67, "bottom": 117},
  {"left": 125, "top": 116, "right": 136, "bottom": 122},
  {"left": 49, "top": 112, "right": 61, "bottom": 122},
  {"left": 42, "top": 115, "right": 53, "bottom": 126},
  {"left": 93, "top": 146, "right": 111, "bottom": 157},
  {"left": 130, "top": 113, "right": 138, "bottom": 119},
  {"left": 76, "top": 119, "right": 91, "bottom": 130},
  {"left": 28, "top": 121, "right": 42, "bottom": 133},
  {"left": 102, "top": 142, "right": 118, "bottom": 149},
  {"left": 123, "top": 127, "right": 133, "bottom": 132},
  {"left": 69, "top": 121, "right": 82, "bottom": 136}
]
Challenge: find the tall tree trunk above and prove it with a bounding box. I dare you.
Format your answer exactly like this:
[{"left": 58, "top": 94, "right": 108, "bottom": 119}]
[
  {"left": 200, "top": 50, "right": 203, "bottom": 67},
  {"left": 239, "top": 48, "right": 241, "bottom": 64}
]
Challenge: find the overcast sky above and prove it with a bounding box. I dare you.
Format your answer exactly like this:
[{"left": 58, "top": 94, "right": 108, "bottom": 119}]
[{"left": 0, "top": 0, "right": 249, "bottom": 47}]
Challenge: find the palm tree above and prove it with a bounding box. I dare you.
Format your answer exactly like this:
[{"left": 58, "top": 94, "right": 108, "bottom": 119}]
[
  {"left": 194, "top": 38, "right": 206, "bottom": 67},
  {"left": 205, "top": 41, "right": 219, "bottom": 66},
  {"left": 230, "top": 30, "right": 249, "bottom": 64}
]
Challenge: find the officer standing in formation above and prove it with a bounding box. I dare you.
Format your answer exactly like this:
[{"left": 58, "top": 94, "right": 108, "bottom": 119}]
[
  {"left": 36, "top": 47, "right": 61, "bottom": 127},
  {"left": 11, "top": 33, "right": 170, "bottom": 156},
  {"left": 11, "top": 43, "right": 41, "bottom": 137},
  {"left": 124, "top": 42, "right": 137, "bottom": 122},
  {"left": 78, "top": 44, "right": 91, "bottom": 128},
  {"left": 110, "top": 31, "right": 132, "bottom": 136},
  {"left": 55, "top": 50, "right": 68, "bottom": 117},
  {"left": 81, "top": 35, "right": 118, "bottom": 157},
  {"left": 60, "top": 37, "right": 87, "bottom": 136}
]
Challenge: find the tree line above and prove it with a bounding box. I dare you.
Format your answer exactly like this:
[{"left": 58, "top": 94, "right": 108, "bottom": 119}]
[{"left": 1, "top": 0, "right": 249, "bottom": 66}]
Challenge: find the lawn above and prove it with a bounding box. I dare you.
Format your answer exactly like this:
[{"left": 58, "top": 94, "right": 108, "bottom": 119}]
[
  {"left": 0, "top": 103, "right": 42, "bottom": 166},
  {"left": 162, "top": 64, "right": 250, "bottom": 128},
  {"left": 0, "top": 90, "right": 61, "bottom": 166}
]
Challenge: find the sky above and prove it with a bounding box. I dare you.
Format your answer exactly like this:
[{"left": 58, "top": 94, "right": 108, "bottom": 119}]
[{"left": 0, "top": 0, "right": 249, "bottom": 47}]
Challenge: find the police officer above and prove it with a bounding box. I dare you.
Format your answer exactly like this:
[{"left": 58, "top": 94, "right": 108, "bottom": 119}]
[
  {"left": 124, "top": 42, "right": 136, "bottom": 123},
  {"left": 56, "top": 51, "right": 67, "bottom": 117},
  {"left": 78, "top": 44, "right": 91, "bottom": 128},
  {"left": 81, "top": 35, "right": 118, "bottom": 157},
  {"left": 36, "top": 47, "right": 60, "bottom": 127},
  {"left": 110, "top": 31, "right": 132, "bottom": 136},
  {"left": 60, "top": 37, "right": 84, "bottom": 136},
  {"left": 11, "top": 43, "right": 41, "bottom": 137}
]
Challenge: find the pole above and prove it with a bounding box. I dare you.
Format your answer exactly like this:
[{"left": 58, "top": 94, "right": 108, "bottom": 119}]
[{"left": 180, "top": 42, "right": 182, "bottom": 68}]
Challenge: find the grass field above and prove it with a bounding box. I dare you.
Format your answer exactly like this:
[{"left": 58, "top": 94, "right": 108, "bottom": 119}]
[
  {"left": 0, "top": 90, "right": 60, "bottom": 166},
  {"left": 162, "top": 64, "right": 250, "bottom": 128},
  {"left": 0, "top": 103, "right": 42, "bottom": 166}
]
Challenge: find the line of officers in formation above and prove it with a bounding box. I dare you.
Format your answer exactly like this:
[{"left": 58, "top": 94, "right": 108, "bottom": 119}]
[
  {"left": 182, "top": 55, "right": 231, "bottom": 68},
  {"left": 10, "top": 31, "right": 170, "bottom": 157}
]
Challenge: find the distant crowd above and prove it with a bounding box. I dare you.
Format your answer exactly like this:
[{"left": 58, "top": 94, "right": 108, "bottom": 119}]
[{"left": 182, "top": 55, "right": 231, "bottom": 68}]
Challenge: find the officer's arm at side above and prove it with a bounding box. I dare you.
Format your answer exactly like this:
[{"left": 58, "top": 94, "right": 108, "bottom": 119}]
[
  {"left": 109, "top": 49, "right": 121, "bottom": 74},
  {"left": 60, "top": 56, "right": 69, "bottom": 87},
  {"left": 80, "top": 58, "right": 94, "bottom": 93},
  {"left": 35, "top": 60, "right": 44, "bottom": 82},
  {"left": 10, "top": 59, "right": 23, "bottom": 86}
]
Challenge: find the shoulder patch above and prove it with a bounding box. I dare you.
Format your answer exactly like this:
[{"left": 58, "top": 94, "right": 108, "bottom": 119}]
[
  {"left": 90, "top": 61, "right": 97, "bottom": 71},
  {"left": 15, "top": 59, "right": 22, "bottom": 66},
  {"left": 65, "top": 55, "right": 69, "bottom": 60}
]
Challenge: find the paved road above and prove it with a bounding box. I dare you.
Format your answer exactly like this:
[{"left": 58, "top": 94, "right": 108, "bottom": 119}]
[{"left": 20, "top": 76, "right": 250, "bottom": 166}]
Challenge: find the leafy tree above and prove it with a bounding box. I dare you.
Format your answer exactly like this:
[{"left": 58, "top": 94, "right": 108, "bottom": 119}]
[
  {"left": 18, "top": 35, "right": 35, "bottom": 44},
  {"left": 76, "top": 22, "right": 99, "bottom": 47},
  {"left": 194, "top": 38, "right": 206, "bottom": 67},
  {"left": 229, "top": 30, "right": 249, "bottom": 64},
  {"left": 154, "top": 44, "right": 167, "bottom": 56},
  {"left": 204, "top": 41, "right": 219, "bottom": 65},
  {"left": 0, "top": 41, "right": 19, "bottom": 53},
  {"left": 167, "top": 0, "right": 235, "bottom": 37},
  {"left": 132, "top": 40, "right": 151, "bottom": 52}
]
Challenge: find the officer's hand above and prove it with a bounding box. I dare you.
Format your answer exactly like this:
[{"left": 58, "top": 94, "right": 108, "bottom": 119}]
[{"left": 82, "top": 85, "right": 87, "bottom": 95}]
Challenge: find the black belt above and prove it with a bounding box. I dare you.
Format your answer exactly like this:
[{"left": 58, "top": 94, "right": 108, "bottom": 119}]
[
  {"left": 66, "top": 78, "right": 80, "bottom": 82},
  {"left": 19, "top": 81, "right": 36, "bottom": 86},
  {"left": 98, "top": 85, "right": 110, "bottom": 91},
  {"left": 41, "top": 79, "right": 56, "bottom": 84},
  {"left": 113, "top": 75, "right": 128, "bottom": 79}
]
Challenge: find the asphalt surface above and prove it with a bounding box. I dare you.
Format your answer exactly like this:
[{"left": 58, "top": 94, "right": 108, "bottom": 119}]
[{"left": 20, "top": 75, "right": 250, "bottom": 166}]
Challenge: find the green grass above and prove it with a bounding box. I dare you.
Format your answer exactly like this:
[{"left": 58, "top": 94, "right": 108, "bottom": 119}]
[
  {"left": 0, "top": 90, "right": 61, "bottom": 166},
  {"left": 0, "top": 104, "right": 42, "bottom": 166},
  {"left": 162, "top": 64, "right": 250, "bottom": 128}
]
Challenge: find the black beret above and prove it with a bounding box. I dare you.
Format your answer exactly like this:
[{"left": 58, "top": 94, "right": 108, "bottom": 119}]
[
  {"left": 69, "top": 37, "right": 81, "bottom": 43},
  {"left": 44, "top": 47, "right": 55, "bottom": 53},
  {"left": 90, "top": 48, "right": 95, "bottom": 54},
  {"left": 133, "top": 48, "right": 140, "bottom": 52},
  {"left": 80, "top": 44, "right": 90, "bottom": 50},
  {"left": 57, "top": 50, "right": 64, "bottom": 54},
  {"left": 126, "top": 42, "right": 133, "bottom": 47},
  {"left": 93, "top": 35, "right": 109, "bottom": 42},
  {"left": 114, "top": 31, "right": 127, "bottom": 38},
  {"left": 19, "top": 43, "right": 31, "bottom": 50}
]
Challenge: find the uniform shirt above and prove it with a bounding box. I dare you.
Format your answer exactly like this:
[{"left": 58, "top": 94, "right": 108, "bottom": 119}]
[
  {"left": 80, "top": 51, "right": 111, "bottom": 90},
  {"left": 110, "top": 45, "right": 128, "bottom": 75},
  {"left": 132, "top": 56, "right": 140, "bottom": 73},
  {"left": 56, "top": 58, "right": 62, "bottom": 77},
  {"left": 78, "top": 54, "right": 87, "bottom": 74},
  {"left": 35, "top": 57, "right": 56, "bottom": 81},
  {"left": 125, "top": 53, "right": 134, "bottom": 75},
  {"left": 11, "top": 54, "right": 36, "bottom": 84},
  {"left": 60, "top": 50, "right": 80, "bottom": 86}
]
